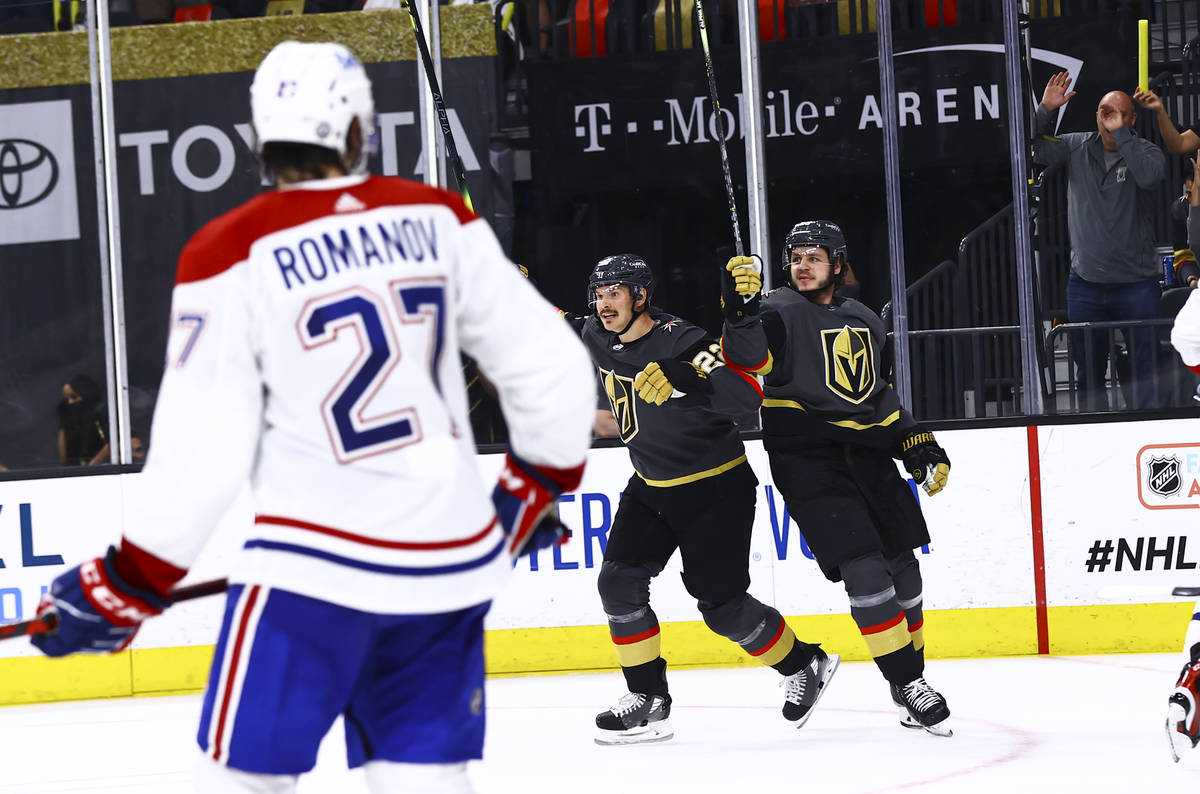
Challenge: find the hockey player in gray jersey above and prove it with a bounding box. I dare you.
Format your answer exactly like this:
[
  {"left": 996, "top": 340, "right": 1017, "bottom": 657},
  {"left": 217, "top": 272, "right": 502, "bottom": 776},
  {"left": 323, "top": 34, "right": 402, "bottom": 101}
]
[
  {"left": 721, "top": 221, "right": 954, "bottom": 737},
  {"left": 578, "top": 254, "right": 838, "bottom": 745}
]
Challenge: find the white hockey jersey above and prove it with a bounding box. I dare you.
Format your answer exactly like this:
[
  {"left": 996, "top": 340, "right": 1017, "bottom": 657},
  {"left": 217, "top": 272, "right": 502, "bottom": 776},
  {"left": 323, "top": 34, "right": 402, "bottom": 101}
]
[
  {"left": 122, "top": 174, "right": 594, "bottom": 615},
  {"left": 1173, "top": 288, "right": 1200, "bottom": 374}
]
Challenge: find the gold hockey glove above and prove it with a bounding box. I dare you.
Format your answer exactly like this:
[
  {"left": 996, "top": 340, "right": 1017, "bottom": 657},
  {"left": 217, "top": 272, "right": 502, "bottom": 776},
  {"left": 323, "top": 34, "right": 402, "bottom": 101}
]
[
  {"left": 900, "top": 429, "right": 950, "bottom": 496},
  {"left": 633, "top": 359, "right": 713, "bottom": 405},
  {"left": 725, "top": 256, "right": 762, "bottom": 297}
]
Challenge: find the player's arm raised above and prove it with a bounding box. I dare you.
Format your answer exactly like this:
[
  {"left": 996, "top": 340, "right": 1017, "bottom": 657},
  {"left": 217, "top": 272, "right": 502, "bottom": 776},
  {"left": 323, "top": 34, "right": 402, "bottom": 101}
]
[{"left": 720, "top": 255, "right": 782, "bottom": 378}]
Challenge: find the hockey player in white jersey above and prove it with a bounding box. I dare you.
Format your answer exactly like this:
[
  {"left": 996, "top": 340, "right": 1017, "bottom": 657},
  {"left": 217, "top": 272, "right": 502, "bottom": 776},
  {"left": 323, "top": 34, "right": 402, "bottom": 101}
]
[
  {"left": 1168, "top": 292, "right": 1200, "bottom": 761},
  {"left": 29, "top": 41, "right": 594, "bottom": 793}
]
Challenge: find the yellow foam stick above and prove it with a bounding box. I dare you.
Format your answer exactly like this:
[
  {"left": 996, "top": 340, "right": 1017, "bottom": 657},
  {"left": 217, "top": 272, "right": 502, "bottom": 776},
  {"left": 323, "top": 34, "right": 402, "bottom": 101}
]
[{"left": 1139, "top": 19, "right": 1149, "bottom": 93}]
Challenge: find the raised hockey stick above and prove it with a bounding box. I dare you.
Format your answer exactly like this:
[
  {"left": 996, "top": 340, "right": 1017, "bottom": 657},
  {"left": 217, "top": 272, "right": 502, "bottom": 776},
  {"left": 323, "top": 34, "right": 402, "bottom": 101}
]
[
  {"left": 400, "top": 0, "right": 475, "bottom": 212},
  {"left": 1096, "top": 585, "right": 1200, "bottom": 600},
  {"left": 0, "top": 577, "right": 230, "bottom": 642},
  {"left": 693, "top": 0, "right": 743, "bottom": 257}
]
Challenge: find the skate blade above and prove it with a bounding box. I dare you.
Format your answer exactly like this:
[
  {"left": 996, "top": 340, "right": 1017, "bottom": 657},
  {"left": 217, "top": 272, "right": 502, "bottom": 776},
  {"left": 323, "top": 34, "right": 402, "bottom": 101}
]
[
  {"left": 1168, "top": 702, "right": 1188, "bottom": 763},
  {"left": 920, "top": 720, "right": 953, "bottom": 737},
  {"left": 896, "top": 706, "right": 953, "bottom": 736},
  {"left": 893, "top": 704, "right": 951, "bottom": 735},
  {"left": 594, "top": 720, "right": 674, "bottom": 746},
  {"left": 792, "top": 654, "right": 841, "bottom": 729}
]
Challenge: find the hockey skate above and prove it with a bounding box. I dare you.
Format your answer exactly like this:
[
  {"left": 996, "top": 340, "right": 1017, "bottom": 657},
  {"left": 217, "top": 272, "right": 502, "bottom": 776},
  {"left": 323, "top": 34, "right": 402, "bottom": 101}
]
[
  {"left": 891, "top": 677, "right": 952, "bottom": 737},
  {"left": 781, "top": 648, "right": 840, "bottom": 727},
  {"left": 594, "top": 692, "right": 673, "bottom": 745},
  {"left": 1167, "top": 659, "right": 1200, "bottom": 762}
]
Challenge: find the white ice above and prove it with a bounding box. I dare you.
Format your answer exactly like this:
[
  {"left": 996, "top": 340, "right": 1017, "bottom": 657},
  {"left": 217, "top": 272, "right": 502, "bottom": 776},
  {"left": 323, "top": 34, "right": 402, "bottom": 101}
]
[{"left": 0, "top": 653, "right": 1193, "bottom": 793}]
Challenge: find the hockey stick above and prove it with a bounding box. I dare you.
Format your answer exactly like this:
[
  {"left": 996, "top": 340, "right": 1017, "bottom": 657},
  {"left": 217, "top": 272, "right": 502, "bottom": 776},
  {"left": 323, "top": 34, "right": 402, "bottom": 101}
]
[
  {"left": 400, "top": 0, "right": 474, "bottom": 212},
  {"left": 1096, "top": 585, "right": 1200, "bottom": 600},
  {"left": 0, "top": 577, "right": 229, "bottom": 641},
  {"left": 693, "top": 0, "right": 743, "bottom": 257}
]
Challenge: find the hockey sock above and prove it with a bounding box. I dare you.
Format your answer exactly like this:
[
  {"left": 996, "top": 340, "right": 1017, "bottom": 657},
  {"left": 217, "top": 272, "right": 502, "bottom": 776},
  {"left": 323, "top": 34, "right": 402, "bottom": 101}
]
[
  {"left": 736, "top": 613, "right": 819, "bottom": 677},
  {"left": 888, "top": 551, "right": 925, "bottom": 672},
  {"left": 621, "top": 656, "right": 668, "bottom": 696},
  {"left": 853, "top": 607, "right": 923, "bottom": 685},
  {"left": 699, "top": 596, "right": 817, "bottom": 676},
  {"left": 607, "top": 608, "right": 662, "bottom": 671}
]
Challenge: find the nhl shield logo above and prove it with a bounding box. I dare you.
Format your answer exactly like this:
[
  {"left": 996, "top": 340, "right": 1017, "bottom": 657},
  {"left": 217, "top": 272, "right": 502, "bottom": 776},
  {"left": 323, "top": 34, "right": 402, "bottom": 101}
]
[
  {"left": 601, "top": 367, "right": 639, "bottom": 443},
  {"left": 821, "top": 325, "right": 876, "bottom": 404},
  {"left": 1147, "top": 455, "right": 1182, "bottom": 497}
]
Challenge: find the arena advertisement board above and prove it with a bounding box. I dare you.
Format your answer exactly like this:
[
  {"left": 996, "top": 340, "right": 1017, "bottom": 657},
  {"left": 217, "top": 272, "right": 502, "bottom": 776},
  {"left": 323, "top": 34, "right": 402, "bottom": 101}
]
[
  {"left": 0, "top": 99, "right": 81, "bottom": 245},
  {"left": 525, "top": 14, "right": 1134, "bottom": 191},
  {"left": 0, "top": 427, "right": 1026, "bottom": 661},
  {"left": 1039, "top": 420, "right": 1200, "bottom": 607},
  {"left": 4, "top": 417, "right": 1190, "bottom": 683}
]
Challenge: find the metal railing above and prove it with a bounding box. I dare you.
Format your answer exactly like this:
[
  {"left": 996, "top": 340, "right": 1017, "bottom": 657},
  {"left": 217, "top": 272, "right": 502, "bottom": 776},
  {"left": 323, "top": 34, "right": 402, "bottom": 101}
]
[
  {"left": 1045, "top": 318, "right": 1200, "bottom": 411},
  {"left": 958, "top": 203, "right": 1022, "bottom": 328},
  {"left": 903, "top": 260, "right": 959, "bottom": 331},
  {"left": 907, "top": 326, "right": 1025, "bottom": 419}
]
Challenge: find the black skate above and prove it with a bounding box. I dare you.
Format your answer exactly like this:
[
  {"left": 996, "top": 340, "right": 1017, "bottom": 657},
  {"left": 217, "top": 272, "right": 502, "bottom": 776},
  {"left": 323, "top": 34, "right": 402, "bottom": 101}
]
[
  {"left": 1167, "top": 660, "right": 1200, "bottom": 762},
  {"left": 594, "top": 692, "right": 673, "bottom": 745},
  {"left": 891, "top": 677, "right": 952, "bottom": 737},
  {"left": 781, "top": 648, "right": 840, "bottom": 727},
  {"left": 891, "top": 685, "right": 924, "bottom": 731}
]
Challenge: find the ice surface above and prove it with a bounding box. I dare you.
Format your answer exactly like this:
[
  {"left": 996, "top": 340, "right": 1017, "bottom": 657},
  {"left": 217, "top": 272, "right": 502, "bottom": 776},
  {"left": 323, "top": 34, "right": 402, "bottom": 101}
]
[{"left": 0, "top": 654, "right": 1192, "bottom": 793}]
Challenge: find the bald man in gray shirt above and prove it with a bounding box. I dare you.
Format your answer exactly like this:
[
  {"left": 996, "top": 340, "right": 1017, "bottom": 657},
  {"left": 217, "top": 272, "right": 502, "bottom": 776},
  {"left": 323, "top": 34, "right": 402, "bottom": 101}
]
[{"left": 1033, "top": 72, "right": 1166, "bottom": 411}]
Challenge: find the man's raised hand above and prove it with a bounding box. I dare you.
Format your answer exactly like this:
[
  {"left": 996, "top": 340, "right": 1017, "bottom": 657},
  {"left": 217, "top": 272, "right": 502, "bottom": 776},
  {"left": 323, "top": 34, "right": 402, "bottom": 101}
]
[
  {"left": 1133, "top": 87, "right": 1163, "bottom": 113},
  {"left": 1042, "top": 71, "right": 1076, "bottom": 111}
]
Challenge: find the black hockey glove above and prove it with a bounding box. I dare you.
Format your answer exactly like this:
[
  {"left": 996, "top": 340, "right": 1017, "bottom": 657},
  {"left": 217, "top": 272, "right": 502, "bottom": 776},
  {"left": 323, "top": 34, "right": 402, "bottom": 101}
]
[
  {"left": 633, "top": 359, "right": 714, "bottom": 406},
  {"left": 722, "top": 256, "right": 761, "bottom": 322},
  {"left": 899, "top": 429, "right": 950, "bottom": 496}
]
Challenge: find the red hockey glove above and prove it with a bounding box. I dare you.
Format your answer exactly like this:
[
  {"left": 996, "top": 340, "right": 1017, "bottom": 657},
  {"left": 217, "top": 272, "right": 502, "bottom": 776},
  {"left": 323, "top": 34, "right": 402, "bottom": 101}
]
[
  {"left": 31, "top": 545, "right": 174, "bottom": 657},
  {"left": 492, "top": 452, "right": 584, "bottom": 558}
]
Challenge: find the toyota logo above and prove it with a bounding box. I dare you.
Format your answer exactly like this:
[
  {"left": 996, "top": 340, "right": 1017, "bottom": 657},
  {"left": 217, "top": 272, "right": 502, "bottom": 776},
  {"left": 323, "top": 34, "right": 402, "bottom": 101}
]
[{"left": 0, "top": 138, "right": 59, "bottom": 209}]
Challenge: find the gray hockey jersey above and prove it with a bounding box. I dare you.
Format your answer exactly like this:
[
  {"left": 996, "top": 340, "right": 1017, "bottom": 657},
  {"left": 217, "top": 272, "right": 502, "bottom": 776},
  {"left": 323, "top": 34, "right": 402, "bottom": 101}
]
[
  {"left": 721, "top": 287, "right": 916, "bottom": 452},
  {"left": 581, "top": 311, "right": 760, "bottom": 485}
]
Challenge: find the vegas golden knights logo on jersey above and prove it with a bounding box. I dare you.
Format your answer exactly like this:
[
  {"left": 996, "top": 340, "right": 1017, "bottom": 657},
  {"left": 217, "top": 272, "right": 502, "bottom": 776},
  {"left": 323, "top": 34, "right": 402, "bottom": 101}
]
[
  {"left": 820, "top": 325, "right": 875, "bottom": 404},
  {"left": 601, "top": 367, "right": 639, "bottom": 442}
]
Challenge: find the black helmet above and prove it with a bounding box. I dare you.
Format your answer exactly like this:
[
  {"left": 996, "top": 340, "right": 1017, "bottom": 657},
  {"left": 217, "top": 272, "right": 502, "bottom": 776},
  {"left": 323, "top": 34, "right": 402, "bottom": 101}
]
[
  {"left": 587, "top": 254, "right": 655, "bottom": 309},
  {"left": 782, "top": 220, "right": 849, "bottom": 270}
]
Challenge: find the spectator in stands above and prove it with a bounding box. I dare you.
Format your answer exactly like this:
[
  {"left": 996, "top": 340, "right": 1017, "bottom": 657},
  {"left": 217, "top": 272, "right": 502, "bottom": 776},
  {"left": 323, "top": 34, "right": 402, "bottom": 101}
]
[
  {"left": 1134, "top": 87, "right": 1200, "bottom": 155},
  {"left": 57, "top": 374, "right": 107, "bottom": 466},
  {"left": 1161, "top": 158, "right": 1200, "bottom": 313},
  {"left": 1033, "top": 72, "right": 1165, "bottom": 411},
  {"left": 85, "top": 429, "right": 148, "bottom": 466},
  {"left": 1188, "top": 156, "right": 1200, "bottom": 261},
  {"left": 1166, "top": 163, "right": 1193, "bottom": 250}
]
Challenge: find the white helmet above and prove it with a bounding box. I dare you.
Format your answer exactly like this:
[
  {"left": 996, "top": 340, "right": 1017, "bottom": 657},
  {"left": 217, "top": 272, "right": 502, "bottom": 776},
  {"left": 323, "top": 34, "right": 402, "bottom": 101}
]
[{"left": 249, "top": 41, "right": 378, "bottom": 173}]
